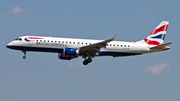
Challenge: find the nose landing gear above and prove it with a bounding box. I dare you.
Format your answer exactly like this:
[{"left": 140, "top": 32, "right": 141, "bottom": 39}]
[{"left": 22, "top": 50, "right": 26, "bottom": 59}]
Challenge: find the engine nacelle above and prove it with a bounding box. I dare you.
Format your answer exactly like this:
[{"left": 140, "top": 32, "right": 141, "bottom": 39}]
[
  {"left": 64, "top": 48, "right": 79, "bottom": 56},
  {"left": 58, "top": 54, "right": 73, "bottom": 60}
]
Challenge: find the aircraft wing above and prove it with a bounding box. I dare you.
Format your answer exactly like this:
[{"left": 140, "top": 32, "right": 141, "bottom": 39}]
[{"left": 79, "top": 32, "right": 118, "bottom": 55}]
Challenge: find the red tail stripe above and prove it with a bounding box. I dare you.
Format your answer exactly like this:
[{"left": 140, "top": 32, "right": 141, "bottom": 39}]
[
  {"left": 144, "top": 39, "right": 162, "bottom": 46},
  {"left": 150, "top": 25, "right": 168, "bottom": 35}
]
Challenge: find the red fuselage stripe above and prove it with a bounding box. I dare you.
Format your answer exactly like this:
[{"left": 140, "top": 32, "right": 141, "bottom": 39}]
[{"left": 25, "top": 37, "right": 43, "bottom": 39}]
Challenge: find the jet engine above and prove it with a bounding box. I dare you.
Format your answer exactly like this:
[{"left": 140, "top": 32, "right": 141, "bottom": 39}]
[{"left": 64, "top": 48, "right": 79, "bottom": 56}]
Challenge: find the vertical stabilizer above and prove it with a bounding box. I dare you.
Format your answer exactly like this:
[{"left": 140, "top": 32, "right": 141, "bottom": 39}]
[{"left": 136, "top": 21, "right": 169, "bottom": 46}]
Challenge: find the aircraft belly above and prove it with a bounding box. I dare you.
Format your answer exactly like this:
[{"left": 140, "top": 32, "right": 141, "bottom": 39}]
[
  {"left": 6, "top": 45, "right": 64, "bottom": 53},
  {"left": 97, "top": 51, "right": 141, "bottom": 56}
]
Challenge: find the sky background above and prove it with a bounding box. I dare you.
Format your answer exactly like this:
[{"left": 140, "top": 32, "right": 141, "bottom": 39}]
[{"left": 0, "top": 0, "right": 179, "bottom": 101}]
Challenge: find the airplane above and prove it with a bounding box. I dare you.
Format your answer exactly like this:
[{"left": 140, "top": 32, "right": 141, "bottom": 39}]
[{"left": 6, "top": 21, "right": 173, "bottom": 65}]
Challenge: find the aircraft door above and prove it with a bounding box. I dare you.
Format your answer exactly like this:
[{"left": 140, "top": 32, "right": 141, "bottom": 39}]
[{"left": 28, "top": 40, "right": 33, "bottom": 46}]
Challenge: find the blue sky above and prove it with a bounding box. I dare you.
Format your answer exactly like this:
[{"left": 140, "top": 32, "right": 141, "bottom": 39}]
[{"left": 0, "top": 0, "right": 179, "bottom": 101}]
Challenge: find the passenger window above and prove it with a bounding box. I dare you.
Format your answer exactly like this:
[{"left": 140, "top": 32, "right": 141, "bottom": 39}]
[
  {"left": 36, "top": 40, "right": 38, "bottom": 42},
  {"left": 48, "top": 40, "right": 49, "bottom": 42},
  {"left": 128, "top": 45, "right": 130, "bottom": 47},
  {"left": 62, "top": 41, "right": 64, "bottom": 43},
  {"left": 117, "top": 45, "right": 119, "bottom": 46},
  {"left": 121, "top": 45, "right": 123, "bottom": 47},
  {"left": 73, "top": 42, "right": 75, "bottom": 44},
  {"left": 66, "top": 42, "right": 68, "bottom": 43},
  {"left": 124, "top": 45, "right": 126, "bottom": 47},
  {"left": 86, "top": 43, "right": 87, "bottom": 44},
  {"left": 82, "top": 42, "right": 83, "bottom": 44},
  {"left": 40, "top": 40, "right": 42, "bottom": 42},
  {"left": 110, "top": 44, "right": 112, "bottom": 46},
  {"left": 51, "top": 41, "right": 53, "bottom": 43},
  {"left": 114, "top": 44, "right": 115, "bottom": 46},
  {"left": 59, "top": 41, "right": 60, "bottom": 43},
  {"left": 44, "top": 40, "right": 46, "bottom": 42},
  {"left": 70, "top": 42, "right": 71, "bottom": 44},
  {"left": 55, "top": 41, "right": 57, "bottom": 43},
  {"left": 78, "top": 42, "right": 80, "bottom": 44}
]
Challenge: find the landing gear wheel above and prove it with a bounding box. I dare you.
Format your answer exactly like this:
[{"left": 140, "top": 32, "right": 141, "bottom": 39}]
[
  {"left": 83, "top": 60, "right": 88, "bottom": 65},
  {"left": 83, "top": 57, "right": 92, "bottom": 65},
  {"left": 23, "top": 56, "right": 26, "bottom": 59},
  {"left": 87, "top": 58, "right": 92, "bottom": 63}
]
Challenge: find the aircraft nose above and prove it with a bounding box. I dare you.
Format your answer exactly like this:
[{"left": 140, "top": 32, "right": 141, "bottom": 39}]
[
  {"left": 6, "top": 42, "right": 14, "bottom": 48},
  {"left": 6, "top": 45, "right": 9, "bottom": 48},
  {"left": 6, "top": 44, "right": 10, "bottom": 48}
]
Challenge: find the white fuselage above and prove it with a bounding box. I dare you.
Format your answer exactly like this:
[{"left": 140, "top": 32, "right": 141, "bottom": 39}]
[{"left": 7, "top": 36, "right": 159, "bottom": 58}]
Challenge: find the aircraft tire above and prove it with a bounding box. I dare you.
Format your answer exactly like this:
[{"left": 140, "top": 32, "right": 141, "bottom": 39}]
[
  {"left": 83, "top": 60, "right": 88, "bottom": 65},
  {"left": 87, "top": 58, "right": 92, "bottom": 63},
  {"left": 23, "top": 56, "right": 26, "bottom": 59}
]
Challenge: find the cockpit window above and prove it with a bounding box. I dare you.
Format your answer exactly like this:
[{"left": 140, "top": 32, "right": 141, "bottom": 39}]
[
  {"left": 14, "top": 38, "right": 22, "bottom": 41},
  {"left": 19, "top": 38, "right": 22, "bottom": 41}
]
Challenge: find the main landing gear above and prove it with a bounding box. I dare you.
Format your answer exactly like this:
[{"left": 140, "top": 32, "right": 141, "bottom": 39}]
[
  {"left": 22, "top": 50, "right": 26, "bottom": 59},
  {"left": 83, "top": 57, "right": 92, "bottom": 65}
]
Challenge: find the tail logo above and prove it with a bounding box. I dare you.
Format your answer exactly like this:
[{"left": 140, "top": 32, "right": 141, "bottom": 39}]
[
  {"left": 144, "top": 38, "right": 162, "bottom": 46},
  {"left": 144, "top": 22, "right": 168, "bottom": 46},
  {"left": 149, "top": 25, "right": 168, "bottom": 35}
]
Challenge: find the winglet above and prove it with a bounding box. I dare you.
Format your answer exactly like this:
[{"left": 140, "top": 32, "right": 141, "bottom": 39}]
[{"left": 109, "top": 32, "right": 118, "bottom": 41}]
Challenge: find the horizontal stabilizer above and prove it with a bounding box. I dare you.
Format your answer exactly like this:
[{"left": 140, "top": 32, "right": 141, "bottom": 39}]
[{"left": 150, "top": 42, "right": 173, "bottom": 49}]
